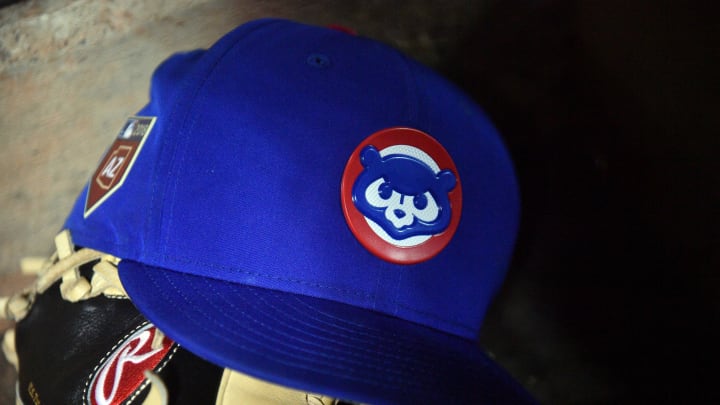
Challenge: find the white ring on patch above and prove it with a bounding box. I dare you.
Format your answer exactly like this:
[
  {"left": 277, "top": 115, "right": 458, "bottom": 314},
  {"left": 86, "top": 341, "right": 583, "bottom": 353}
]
[{"left": 379, "top": 145, "right": 440, "bottom": 171}]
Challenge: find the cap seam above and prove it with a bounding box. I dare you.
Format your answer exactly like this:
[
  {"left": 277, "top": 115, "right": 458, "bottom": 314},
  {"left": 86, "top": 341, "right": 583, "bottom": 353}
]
[
  {"left": 281, "top": 293, "right": 478, "bottom": 363},
  {"left": 161, "top": 254, "right": 374, "bottom": 300},
  {"left": 200, "top": 278, "right": 457, "bottom": 379},
  {"left": 159, "top": 253, "right": 476, "bottom": 335},
  {"left": 152, "top": 269, "right": 437, "bottom": 392},
  {"left": 156, "top": 19, "right": 279, "bottom": 261}
]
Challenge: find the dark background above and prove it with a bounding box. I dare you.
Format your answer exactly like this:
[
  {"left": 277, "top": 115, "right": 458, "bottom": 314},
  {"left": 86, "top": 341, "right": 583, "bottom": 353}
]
[{"left": 454, "top": 0, "right": 718, "bottom": 403}]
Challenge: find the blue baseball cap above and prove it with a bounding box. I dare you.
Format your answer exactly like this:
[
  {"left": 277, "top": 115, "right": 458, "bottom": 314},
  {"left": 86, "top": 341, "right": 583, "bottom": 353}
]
[{"left": 64, "top": 18, "right": 533, "bottom": 404}]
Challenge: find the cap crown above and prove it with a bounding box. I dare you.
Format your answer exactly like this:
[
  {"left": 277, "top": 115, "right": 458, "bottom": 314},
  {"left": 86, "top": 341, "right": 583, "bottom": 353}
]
[{"left": 64, "top": 19, "right": 520, "bottom": 339}]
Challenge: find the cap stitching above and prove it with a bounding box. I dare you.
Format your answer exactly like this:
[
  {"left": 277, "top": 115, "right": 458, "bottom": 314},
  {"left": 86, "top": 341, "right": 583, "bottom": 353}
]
[
  {"left": 286, "top": 294, "right": 477, "bottom": 358},
  {"left": 163, "top": 255, "right": 476, "bottom": 334},
  {"left": 163, "top": 251, "right": 475, "bottom": 334},
  {"left": 152, "top": 268, "right": 434, "bottom": 390},
  {"left": 280, "top": 294, "right": 477, "bottom": 372},
  {"left": 395, "top": 301, "right": 476, "bottom": 336},
  {"left": 81, "top": 219, "right": 475, "bottom": 336},
  {"left": 206, "top": 278, "right": 451, "bottom": 379},
  {"left": 157, "top": 20, "right": 274, "bottom": 261},
  {"left": 161, "top": 255, "right": 374, "bottom": 300},
  {"left": 251, "top": 285, "right": 473, "bottom": 371}
]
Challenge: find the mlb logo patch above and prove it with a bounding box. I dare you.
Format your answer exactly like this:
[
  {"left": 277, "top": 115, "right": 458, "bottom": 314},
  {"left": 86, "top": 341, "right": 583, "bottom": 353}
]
[
  {"left": 341, "top": 127, "right": 462, "bottom": 264},
  {"left": 84, "top": 117, "right": 155, "bottom": 217}
]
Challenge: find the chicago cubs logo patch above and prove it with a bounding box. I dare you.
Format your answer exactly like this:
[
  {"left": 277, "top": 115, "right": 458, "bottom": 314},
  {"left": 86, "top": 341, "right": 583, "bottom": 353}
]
[
  {"left": 341, "top": 127, "right": 462, "bottom": 264},
  {"left": 84, "top": 116, "right": 156, "bottom": 218},
  {"left": 85, "top": 323, "right": 176, "bottom": 405}
]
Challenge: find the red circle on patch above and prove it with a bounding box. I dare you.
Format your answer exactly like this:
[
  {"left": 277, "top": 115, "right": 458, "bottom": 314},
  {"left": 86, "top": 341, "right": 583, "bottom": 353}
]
[{"left": 340, "top": 127, "right": 462, "bottom": 264}]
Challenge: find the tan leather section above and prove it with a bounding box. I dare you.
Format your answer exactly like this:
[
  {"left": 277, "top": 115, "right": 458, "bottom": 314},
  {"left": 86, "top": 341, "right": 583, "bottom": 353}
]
[
  {"left": 142, "top": 371, "right": 169, "bottom": 405},
  {"left": 215, "top": 368, "right": 336, "bottom": 405}
]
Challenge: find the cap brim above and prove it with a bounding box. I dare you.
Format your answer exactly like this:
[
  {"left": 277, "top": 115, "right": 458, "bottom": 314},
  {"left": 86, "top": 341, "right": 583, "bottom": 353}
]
[{"left": 119, "top": 261, "right": 535, "bottom": 404}]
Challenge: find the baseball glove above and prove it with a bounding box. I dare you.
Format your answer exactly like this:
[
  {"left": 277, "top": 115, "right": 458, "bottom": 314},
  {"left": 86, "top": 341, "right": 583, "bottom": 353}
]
[{"left": 1, "top": 230, "right": 351, "bottom": 405}]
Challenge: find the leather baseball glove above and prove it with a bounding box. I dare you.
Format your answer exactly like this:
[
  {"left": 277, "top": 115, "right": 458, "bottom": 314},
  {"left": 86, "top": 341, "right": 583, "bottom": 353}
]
[{"left": 1, "top": 230, "right": 350, "bottom": 405}]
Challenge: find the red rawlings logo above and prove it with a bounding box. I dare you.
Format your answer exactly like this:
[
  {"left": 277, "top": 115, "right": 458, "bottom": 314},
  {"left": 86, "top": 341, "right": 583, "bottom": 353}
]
[{"left": 87, "top": 324, "right": 175, "bottom": 405}]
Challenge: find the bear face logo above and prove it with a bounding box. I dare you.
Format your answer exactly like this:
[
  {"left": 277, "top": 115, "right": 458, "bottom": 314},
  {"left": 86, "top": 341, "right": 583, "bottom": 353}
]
[
  {"left": 352, "top": 145, "right": 457, "bottom": 241},
  {"left": 341, "top": 127, "right": 462, "bottom": 264}
]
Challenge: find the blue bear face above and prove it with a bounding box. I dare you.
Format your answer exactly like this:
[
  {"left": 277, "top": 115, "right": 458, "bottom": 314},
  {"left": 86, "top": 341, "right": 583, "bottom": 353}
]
[{"left": 352, "top": 145, "right": 457, "bottom": 241}]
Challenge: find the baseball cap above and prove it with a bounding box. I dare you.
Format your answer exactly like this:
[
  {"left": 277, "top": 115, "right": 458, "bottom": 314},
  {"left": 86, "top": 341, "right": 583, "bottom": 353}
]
[{"left": 64, "top": 18, "right": 534, "bottom": 404}]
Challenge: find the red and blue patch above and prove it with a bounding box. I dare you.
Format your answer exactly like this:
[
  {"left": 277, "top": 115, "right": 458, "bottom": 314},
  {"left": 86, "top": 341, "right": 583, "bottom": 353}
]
[{"left": 341, "top": 127, "right": 462, "bottom": 264}]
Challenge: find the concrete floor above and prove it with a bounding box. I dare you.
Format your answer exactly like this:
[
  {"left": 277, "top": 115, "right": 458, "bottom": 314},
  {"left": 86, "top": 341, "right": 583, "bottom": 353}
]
[{"left": 1, "top": 0, "right": 718, "bottom": 404}]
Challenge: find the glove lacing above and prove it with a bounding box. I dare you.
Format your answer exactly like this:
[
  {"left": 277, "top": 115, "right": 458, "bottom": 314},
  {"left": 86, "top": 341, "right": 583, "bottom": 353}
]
[
  {"left": 2, "top": 230, "right": 344, "bottom": 405},
  {"left": 0, "top": 230, "right": 168, "bottom": 405}
]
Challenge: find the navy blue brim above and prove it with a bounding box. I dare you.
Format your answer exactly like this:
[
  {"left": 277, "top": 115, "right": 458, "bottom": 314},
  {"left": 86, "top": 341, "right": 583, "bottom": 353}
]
[{"left": 119, "top": 260, "right": 535, "bottom": 404}]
